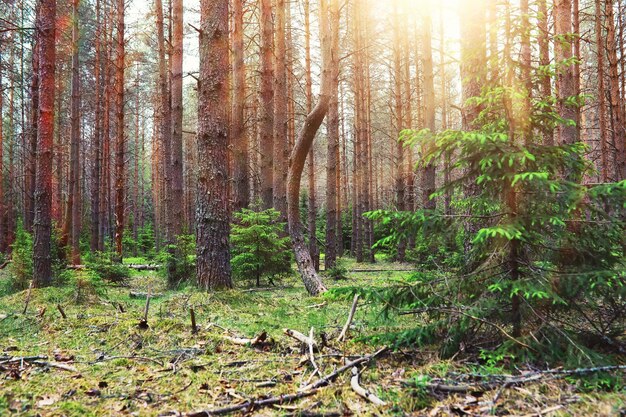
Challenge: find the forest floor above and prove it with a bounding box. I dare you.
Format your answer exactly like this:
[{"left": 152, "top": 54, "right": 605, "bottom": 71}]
[{"left": 0, "top": 259, "right": 625, "bottom": 416}]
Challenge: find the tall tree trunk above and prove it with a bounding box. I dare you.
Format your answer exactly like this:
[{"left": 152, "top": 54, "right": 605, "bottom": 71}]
[
  {"left": 538, "top": 0, "right": 554, "bottom": 145},
  {"left": 393, "top": 2, "right": 405, "bottom": 262},
  {"left": 304, "top": 0, "right": 319, "bottom": 270},
  {"left": 171, "top": 0, "right": 184, "bottom": 234},
  {"left": 63, "top": 0, "right": 81, "bottom": 264},
  {"left": 33, "top": 0, "right": 56, "bottom": 287},
  {"left": 287, "top": 0, "right": 333, "bottom": 296},
  {"left": 25, "top": 6, "right": 40, "bottom": 234},
  {"left": 606, "top": 0, "right": 626, "bottom": 179},
  {"left": 325, "top": 0, "right": 340, "bottom": 270},
  {"left": 196, "top": 0, "right": 233, "bottom": 290},
  {"left": 232, "top": 0, "right": 249, "bottom": 211},
  {"left": 596, "top": 0, "right": 609, "bottom": 181},
  {"left": 0, "top": 34, "right": 4, "bottom": 253},
  {"left": 273, "top": 0, "right": 288, "bottom": 217},
  {"left": 155, "top": 0, "right": 173, "bottom": 242},
  {"left": 421, "top": 8, "right": 436, "bottom": 211},
  {"left": 91, "top": 0, "right": 102, "bottom": 252},
  {"left": 554, "top": 0, "right": 579, "bottom": 146},
  {"left": 114, "top": 0, "right": 125, "bottom": 259},
  {"left": 259, "top": 0, "right": 274, "bottom": 209}
]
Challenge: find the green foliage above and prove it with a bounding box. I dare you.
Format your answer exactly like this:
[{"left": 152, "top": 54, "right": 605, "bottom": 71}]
[
  {"left": 137, "top": 224, "right": 156, "bottom": 259},
  {"left": 324, "top": 260, "right": 349, "bottom": 280},
  {"left": 362, "top": 79, "right": 626, "bottom": 365},
  {"left": 159, "top": 234, "right": 196, "bottom": 288},
  {"left": 230, "top": 208, "right": 293, "bottom": 286},
  {"left": 9, "top": 221, "right": 34, "bottom": 291},
  {"left": 86, "top": 252, "right": 131, "bottom": 285}
]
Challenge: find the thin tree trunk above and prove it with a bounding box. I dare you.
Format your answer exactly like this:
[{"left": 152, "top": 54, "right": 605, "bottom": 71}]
[
  {"left": 325, "top": 0, "right": 340, "bottom": 270},
  {"left": 171, "top": 0, "right": 184, "bottom": 234},
  {"left": 273, "top": 0, "right": 288, "bottom": 217},
  {"left": 596, "top": 0, "right": 609, "bottom": 181},
  {"left": 421, "top": 8, "right": 436, "bottom": 212},
  {"left": 91, "top": 0, "right": 101, "bottom": 252},
  {"left": 259, "top": 0, "right": 274, "bottom": 209},
  {"left": 554, "top": 0, "right": 579, "bottom": 146},
  {"left": 114, "top": 0, "right": 125, "bottom": 259},
  {"left": 232, "top": 0, "right": 249, "bottom": 211},
  {"left": 304, "top": 0, "right": 319, "bottom": 270},
  {"left": 606, "top": 0, "right": 626, "bottom": 179}
]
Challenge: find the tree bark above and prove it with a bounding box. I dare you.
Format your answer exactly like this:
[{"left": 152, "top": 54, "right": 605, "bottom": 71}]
[
  {"left": 554, "top": 0, "right": 579, "bottom": 146},
  {"left": 324, "top": 0, "right": 340, "bottom": 270},
  {"left": 33, "top": 0, "right": 56, "bottom": 287},
  {"left": 273, "top": 0, "right": 288, "bottom": 218},
  {"left": 421, "top": 8, "right": 436, "bottom": 212},
  {"left": 114, "top": 0, "right": 125, "bottom": 259},
  {"left": 91, "top": 0, "right": 102, "bottom": 252},
  {"left": 606, "top": 0, "right": 626, "bottom": 179},
  {"left": 232, "top": 0, "right": 249, "bottom": 211},
  {"left": 196, "top": 0, "right": 233, "bottom": 290},
  {"left": 259, "top": 0, "right": 274, "bottom": 209},
  {"left": 171, "top": 0, "right": 184, "bottom": 234}
]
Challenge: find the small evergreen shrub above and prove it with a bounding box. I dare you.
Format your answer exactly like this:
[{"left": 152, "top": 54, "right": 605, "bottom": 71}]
[
  {"left": 9, "top": 221, "right": 34, "bottom": 291},
  {"left": 159, "top": 234, "right": 196, "bottom": 288},
  {"left": 231, "top": 208, "right": 293, "bottom": 286},
  {"left": 325, "top": 260, "right": 349, "bottom": 280},
  {"left": 87, "top": 252, "right": 131, "bottom": 285}
]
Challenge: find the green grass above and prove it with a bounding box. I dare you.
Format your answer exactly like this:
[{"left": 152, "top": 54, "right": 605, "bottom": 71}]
[{"left": 0, "top": 262, "right": 624, "bottom": 416}]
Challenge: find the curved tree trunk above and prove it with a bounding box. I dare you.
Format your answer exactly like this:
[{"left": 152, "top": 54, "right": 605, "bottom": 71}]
[{"left": 287, "top": 0, "right": 334, "bottom": 296}]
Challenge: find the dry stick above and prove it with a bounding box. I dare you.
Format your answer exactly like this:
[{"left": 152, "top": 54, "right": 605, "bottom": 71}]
[
  {"left": 301, "top": 346, "right": 388, "bottom": 391},
  {"left": 138, "top": 290, "right": 151, "bottom": 328},
  {"left": 22, "top": 281, "right": 33, "bottom": 315},
  {"left": 350, "top": 367, "right": 386, "bottom": 405},
  {"left": 32, "top": 360, "right": 78, "bottom": 373},
  {"left": 284, "top": 328, "right": 318, "bottom": 350},
  {"left": 129, "top": 291, "right": 163, "bottom": 299},
  {"left": 190, "top": 308, "right": 198, "bottom": 334},
  {"left": 337, "top": 294, "right": 359, "bottom": 342},
  {"left": 302, "top": 327, "right": 320, "bottom": 386},
  {"left": 56, "top": 304, "right": 67, "bottom": 319},
  {"left": 187, "top": 347, "right": 388, "bottom": 417},
  {"left": 186, "top": 389, "right": 321, "bottom": 416},
  {"left": 222, "top": 331, "right": 267, "bottom": 346}
]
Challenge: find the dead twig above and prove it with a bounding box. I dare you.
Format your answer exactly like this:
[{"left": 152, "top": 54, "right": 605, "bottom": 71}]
[
  {"left": 190, "top": 308, "right": 198, "bottom": 334},
  {"left": 22, "top": 281, "right": 33, "bottom": 315},
  {"left": 222, "top": 331, "right": 268, "bottom": 347},
  {"left": 284, "top": 328, "right": 318, "bottom": 350},
  {"left": 337, "top": 294, "right": 359, "bottom": 342},
  {"left": 57, "top": 304, "right": 67, "bottom": 319},
  {"left": 350, "top": 367, "right": 386, "bottom": 405}
]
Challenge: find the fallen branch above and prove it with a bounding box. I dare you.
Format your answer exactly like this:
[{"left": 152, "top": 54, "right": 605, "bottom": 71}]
[
  {"left": 187, "top": 389, "right": 320, "bottom": 416},
  {"left": 308, "top": 327, "right": 319, "bottom": 378},
  {"left": 222, "top": 331, "right": 268, "bottom": 347},
  {"left": 186, "top": 347, "right": 388, "bottom": 416},
  {"left": 129, "top": 291, "right": 163, "bottom": 299},
  {"left": 350, "top": 367, "right": 386, "bottom": 405},
  {"left": 337, "top": 294, "right": 359, "bottom": 342},
  {"left": 284, "top": 328, "right": 318, "bottom": 350},
  {"left": 404, "top": 364, "right": 626, "bottom": 394},
  {"left": 301, "top": 346, "right": 388, "bottom": 391},
  {"left": 0, "top": 259, "right": 11, "bottom": 270},
  {"left": 32, "top": 360, "right": 78, "bottom": 373},
  {"left": 67, "top": 264, "right": 161, "bottom": 271}
]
